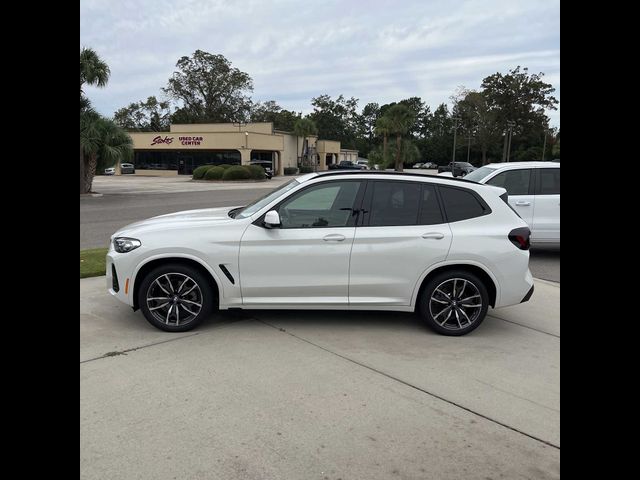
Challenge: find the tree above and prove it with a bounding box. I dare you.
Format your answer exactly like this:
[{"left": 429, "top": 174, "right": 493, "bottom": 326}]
[
  {"left": 309, "top": 95, "right": 360, "bottom": 148},
  {"left": 383, "top": 104, "right": 415, "bottom": 172},
  {"left": 250, "top": 100, "right": 301, "bottom": 131},
  {"left": 481, "top": 66, "right": 559, "bottom": 161},
  {"left": 454, "top": 90, "right": 501, "bottom": 165},
  {"left": 80, "top": 47, "right": 110, "bottom": 101},
  {"left": 114, "top": 96, "right": 172, "bottom": 131},
  {"left": 374, "top": 116, "right": 391, "bottom": 166},
  {"left": 81, "top": 110, "right": 133, "bottom": 193},
  {"left": 293, "top": 118, "right": 318, "bottom": 166},
  {"left": 359, "top": 102, "right": 380, "bottom": 151},
  {"left": 80, "top": 47, "right": 110, "bottom": 193},
  {"left": 163, "top": 50, "right": 254, "bottom": 123}
]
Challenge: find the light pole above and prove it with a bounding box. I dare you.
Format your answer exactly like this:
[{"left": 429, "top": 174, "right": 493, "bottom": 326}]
[
  {"left": 541, "top": 128, "right": 547, "bottom": 161},
  {"left": 451, "top": 116, "right": 461, "bottom": 164},
  {"left": 466, "top": 129, "right": 474, "bottom": 163},
  {"left": 506, "top": 120, "right": 516, "bottom": 162}
]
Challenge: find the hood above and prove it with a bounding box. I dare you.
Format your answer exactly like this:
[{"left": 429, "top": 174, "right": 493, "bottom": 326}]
[{"left": 113, "top": 206, "right": 242, "bottom": 238}]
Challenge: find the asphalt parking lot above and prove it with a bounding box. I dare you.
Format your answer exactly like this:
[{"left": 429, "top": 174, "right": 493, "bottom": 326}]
[{"left": 80, "top": 276, "right": 559, "bottom": 479}]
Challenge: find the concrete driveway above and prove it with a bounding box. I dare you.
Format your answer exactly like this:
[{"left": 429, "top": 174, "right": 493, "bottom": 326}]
[{"left": 81, "top": 277, "right": 559, "bottom": 479}]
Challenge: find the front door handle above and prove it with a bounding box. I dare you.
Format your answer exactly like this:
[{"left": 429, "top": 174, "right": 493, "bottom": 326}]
[
  {"left": 515, "top": 201, "right": 531, "bottom": 206},
  {"left": 323, "top": 234, "right": 345, "bottom": 242},
  {"left": 422, "top": 232, "right": 444, "bottom": 240}
]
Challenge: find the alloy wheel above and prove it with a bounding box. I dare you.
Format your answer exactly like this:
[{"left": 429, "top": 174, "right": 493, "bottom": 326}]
[
  {"left": 428, "top": 278, "right": 483, "bottom": 331},
  {"left": 145, "top": 273, "right": 203, "bottom": 327}
]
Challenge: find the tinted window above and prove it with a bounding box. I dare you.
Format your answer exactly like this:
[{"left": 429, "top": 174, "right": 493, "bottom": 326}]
[
  {"left": 278, "top": 181, "right": 361, "bottom": 228},
  {"left": 486, "top": 169, "right": 531, "bottom": 196},
  {"left": 420, "top": 185, "right": 444, "bottom": 225},
  {"left": 440, "top": 186, "right": 487, "bottom": 222},
  {"left": 464, "top": 166, "right": 498, "bottom": 182},
  {"left": 538, "top": 168, "right": 560, "bottom": 194},
  {"left": 369, "top": 181, "right": 421, "bottom": 226}
]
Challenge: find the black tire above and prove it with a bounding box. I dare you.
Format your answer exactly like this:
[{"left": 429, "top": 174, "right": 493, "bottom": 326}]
[
  {"left": 418, "top": 270, "right": 489, "bottom": 336},
  {"left": 138, "top": 263, "right": 215, "bottom": 332}
]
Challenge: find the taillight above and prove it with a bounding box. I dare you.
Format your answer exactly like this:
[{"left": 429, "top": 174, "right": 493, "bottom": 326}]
[{"left": 508, "top": 227, "right": 531, "bottom": 250}]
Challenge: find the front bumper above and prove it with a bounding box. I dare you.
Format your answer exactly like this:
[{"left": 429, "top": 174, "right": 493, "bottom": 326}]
[{"left": 106, "top": 249, "right": 138, "bottom": 307}]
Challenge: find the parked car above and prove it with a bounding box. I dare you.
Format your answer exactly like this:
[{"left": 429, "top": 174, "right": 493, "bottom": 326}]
[
  {"left": 104, "top": 167, "right": 115, "bottom": 175},
  {"left": 356, "top": 160, "right": 370, "bottom": 170},
  {"left": 437, "top": 162, "right": 476, "bottom": 176},
  {"left": 464, "top": 162, "right": 559, "bottom": 248},
  {"left": 107, "top": 170, "right": 534, "bottom": 336},
  {"left": 421, "top": 162, "right": 437, "bottom": 169},
  {"left": 328, "top": 160, "right": 366, "bottom": 170},
  {"left": 413, "top": 163, "right": 424, "bottom": 169},
  {"left": 120, "top": 163, "right": 135, "bottom": 174},
  {"left": 249, "top": 160, "right": 273, "bottom": 179}
]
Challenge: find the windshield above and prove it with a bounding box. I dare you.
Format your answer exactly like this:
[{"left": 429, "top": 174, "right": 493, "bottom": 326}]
[
  {"left": 463, "top": 166, "right": 497, "bottom": 182},
  {"left": 234, "top": 179, "right": 300, "bottom": 219}
]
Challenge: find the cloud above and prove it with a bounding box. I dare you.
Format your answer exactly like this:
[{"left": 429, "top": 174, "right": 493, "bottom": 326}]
[{"left": 81, "top": 0, "right": 560, "bottom": 126}]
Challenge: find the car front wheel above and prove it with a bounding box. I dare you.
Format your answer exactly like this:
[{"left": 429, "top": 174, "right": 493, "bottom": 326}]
[
  {"left": 138, "top": 264, "right": 215, "bottom": 332},
  {"left": 418, "top": 271, "right": 489, "bottom": 336}
]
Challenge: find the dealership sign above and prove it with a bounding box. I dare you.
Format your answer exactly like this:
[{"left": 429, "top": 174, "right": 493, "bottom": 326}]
[{"left": 150, "top": 135, "right": 204, "bottom": 146}]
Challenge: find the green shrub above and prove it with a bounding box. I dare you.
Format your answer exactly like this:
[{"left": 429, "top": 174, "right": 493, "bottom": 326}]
[
  {"left": 222, "top": 165, "right": 251, "bottom": 180},
  {"left": 218, "top": 164, "right": 235, "bottom": 170},
  {"left": 284, "top": 167, "right": 298, "bottom": 175},
  {"left": 192, "top": 165, "right": 210, "bottom": 179},
  {"left": 299, "top": 166, "right": 314, "bottom": 173},
  {"left": 246, "top": 164, "right": 266, "bottom": 179},
  {"left": 204, "top": 166, "right": 225, "bottom": 180}
]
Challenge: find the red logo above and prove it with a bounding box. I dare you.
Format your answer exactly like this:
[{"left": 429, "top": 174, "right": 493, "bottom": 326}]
[{"left": 151, "top": 136, "right": 173, "bottom": 146}]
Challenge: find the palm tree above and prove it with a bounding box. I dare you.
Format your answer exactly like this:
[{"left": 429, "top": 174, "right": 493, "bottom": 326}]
[
  {"left": 293, "top": 118, "right": 318, "bottom": 167},
  {"left": 374, "top": 116, "right": 391, "bottom": 167},
  {"left": 80, "top": 48, "right": 110, "bottom": 193},
  {"left": 80, "top": 47, "right": 110, "bottom": 98},
  {"left": 383, "top": 104, "right": 415, "bottom": 171},
  {"left": 81, "top": 112, "right": 133, "bottom": 193}
]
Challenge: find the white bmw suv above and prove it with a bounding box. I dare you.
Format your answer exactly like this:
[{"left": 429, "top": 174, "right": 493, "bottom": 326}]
[{"left": 107, "top": 171, "right": 534, "bottom": 336}]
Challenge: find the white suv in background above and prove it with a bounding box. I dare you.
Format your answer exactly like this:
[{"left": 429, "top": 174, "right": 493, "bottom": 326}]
[
  {"left": 107, "top": 171, "right": 534, "bottom": 336},
  {"left": 465, "top": 162, "right": 560, "bottom": 248}
]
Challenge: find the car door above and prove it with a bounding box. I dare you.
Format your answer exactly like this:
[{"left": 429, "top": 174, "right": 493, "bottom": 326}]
[
  {"left": 531, "top": 167, "right": 560, "bottom": 245},
  {"left": 238, "top": 179, "right": 364, "bottom": 306},
  {"left": 349, "top": 180, "right": 452, "bottom": 306},
  {"left": 485, "top": 168, "right": 535, "bottom": 227}
]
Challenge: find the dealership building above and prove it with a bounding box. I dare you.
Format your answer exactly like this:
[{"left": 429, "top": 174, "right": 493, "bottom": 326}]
[{"left": 127, "top": 122, "right": 358, "bottom": 176}]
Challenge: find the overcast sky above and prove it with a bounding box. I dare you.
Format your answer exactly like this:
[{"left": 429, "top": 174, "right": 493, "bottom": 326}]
[{"left": 80, "top": 0, "right": 559, "bottom": 127}]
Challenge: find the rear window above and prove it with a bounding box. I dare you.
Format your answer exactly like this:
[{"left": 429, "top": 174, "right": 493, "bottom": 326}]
[
  {"left": 463, "top": 166, "right": 497, "bottom": 182},
  {"left": 439, "top": 186, "right": 488, "bottom": 222}
]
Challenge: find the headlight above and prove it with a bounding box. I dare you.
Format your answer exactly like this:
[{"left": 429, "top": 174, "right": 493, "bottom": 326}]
[{"left": 113, "top": 237, "right": 141, "bottom": 253}]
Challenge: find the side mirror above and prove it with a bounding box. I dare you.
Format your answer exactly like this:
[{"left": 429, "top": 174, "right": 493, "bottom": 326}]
[{"left": 263, "top": 210, "right": 281, "bottom": 228}]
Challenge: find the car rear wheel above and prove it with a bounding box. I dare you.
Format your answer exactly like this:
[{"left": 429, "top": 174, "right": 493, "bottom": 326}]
[
  {"left": 138, "top": 264, "right": 215, "bottom": 332},
  {"left": 418, "top": 270, "right": 489, "bottom": 336}
]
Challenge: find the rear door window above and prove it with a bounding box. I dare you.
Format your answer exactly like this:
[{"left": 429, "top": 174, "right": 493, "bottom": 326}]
[
  {"left": 486, "top": 169, "right": 532, "bottom": 196},
  {"left": 439, "top": 186, "right": 488, "bottom": 222},
  {"left": 536, "top": 168, "right": 560, "bottom": 194}
]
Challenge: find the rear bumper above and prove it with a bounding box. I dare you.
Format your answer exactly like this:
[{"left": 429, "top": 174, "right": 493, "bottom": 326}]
[{"left": 520, "top": 284, "right": 535, "bottom": 303}]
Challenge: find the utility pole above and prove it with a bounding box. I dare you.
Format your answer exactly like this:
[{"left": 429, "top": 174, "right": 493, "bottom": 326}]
[
  {"left": 541, "top": 128, "right": 547, "bottom": 161},
  {"left": 467, "top": 131, "right": 472, "bottom": 163},
  {"left": 506, "top": 120, "right": 515, "bottom": 162},
  {"left": 452, "top": 117, "right": 461, "bottom": 163}
]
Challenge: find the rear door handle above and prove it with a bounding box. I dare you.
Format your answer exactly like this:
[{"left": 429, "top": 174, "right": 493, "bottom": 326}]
[
  {"left": 323, "top": 234, "right": 345, "bottom": 242},
  {"left": 515, "top": 201, "right": 531, "bottom": 206},
  {"left": 422, "top": 232, "right": 444, "bottom": 240}
]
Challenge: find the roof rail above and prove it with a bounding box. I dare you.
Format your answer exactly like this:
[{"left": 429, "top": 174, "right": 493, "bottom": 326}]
[{"left": 314, "top": 170, "right": 480, "bottom": 184}]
